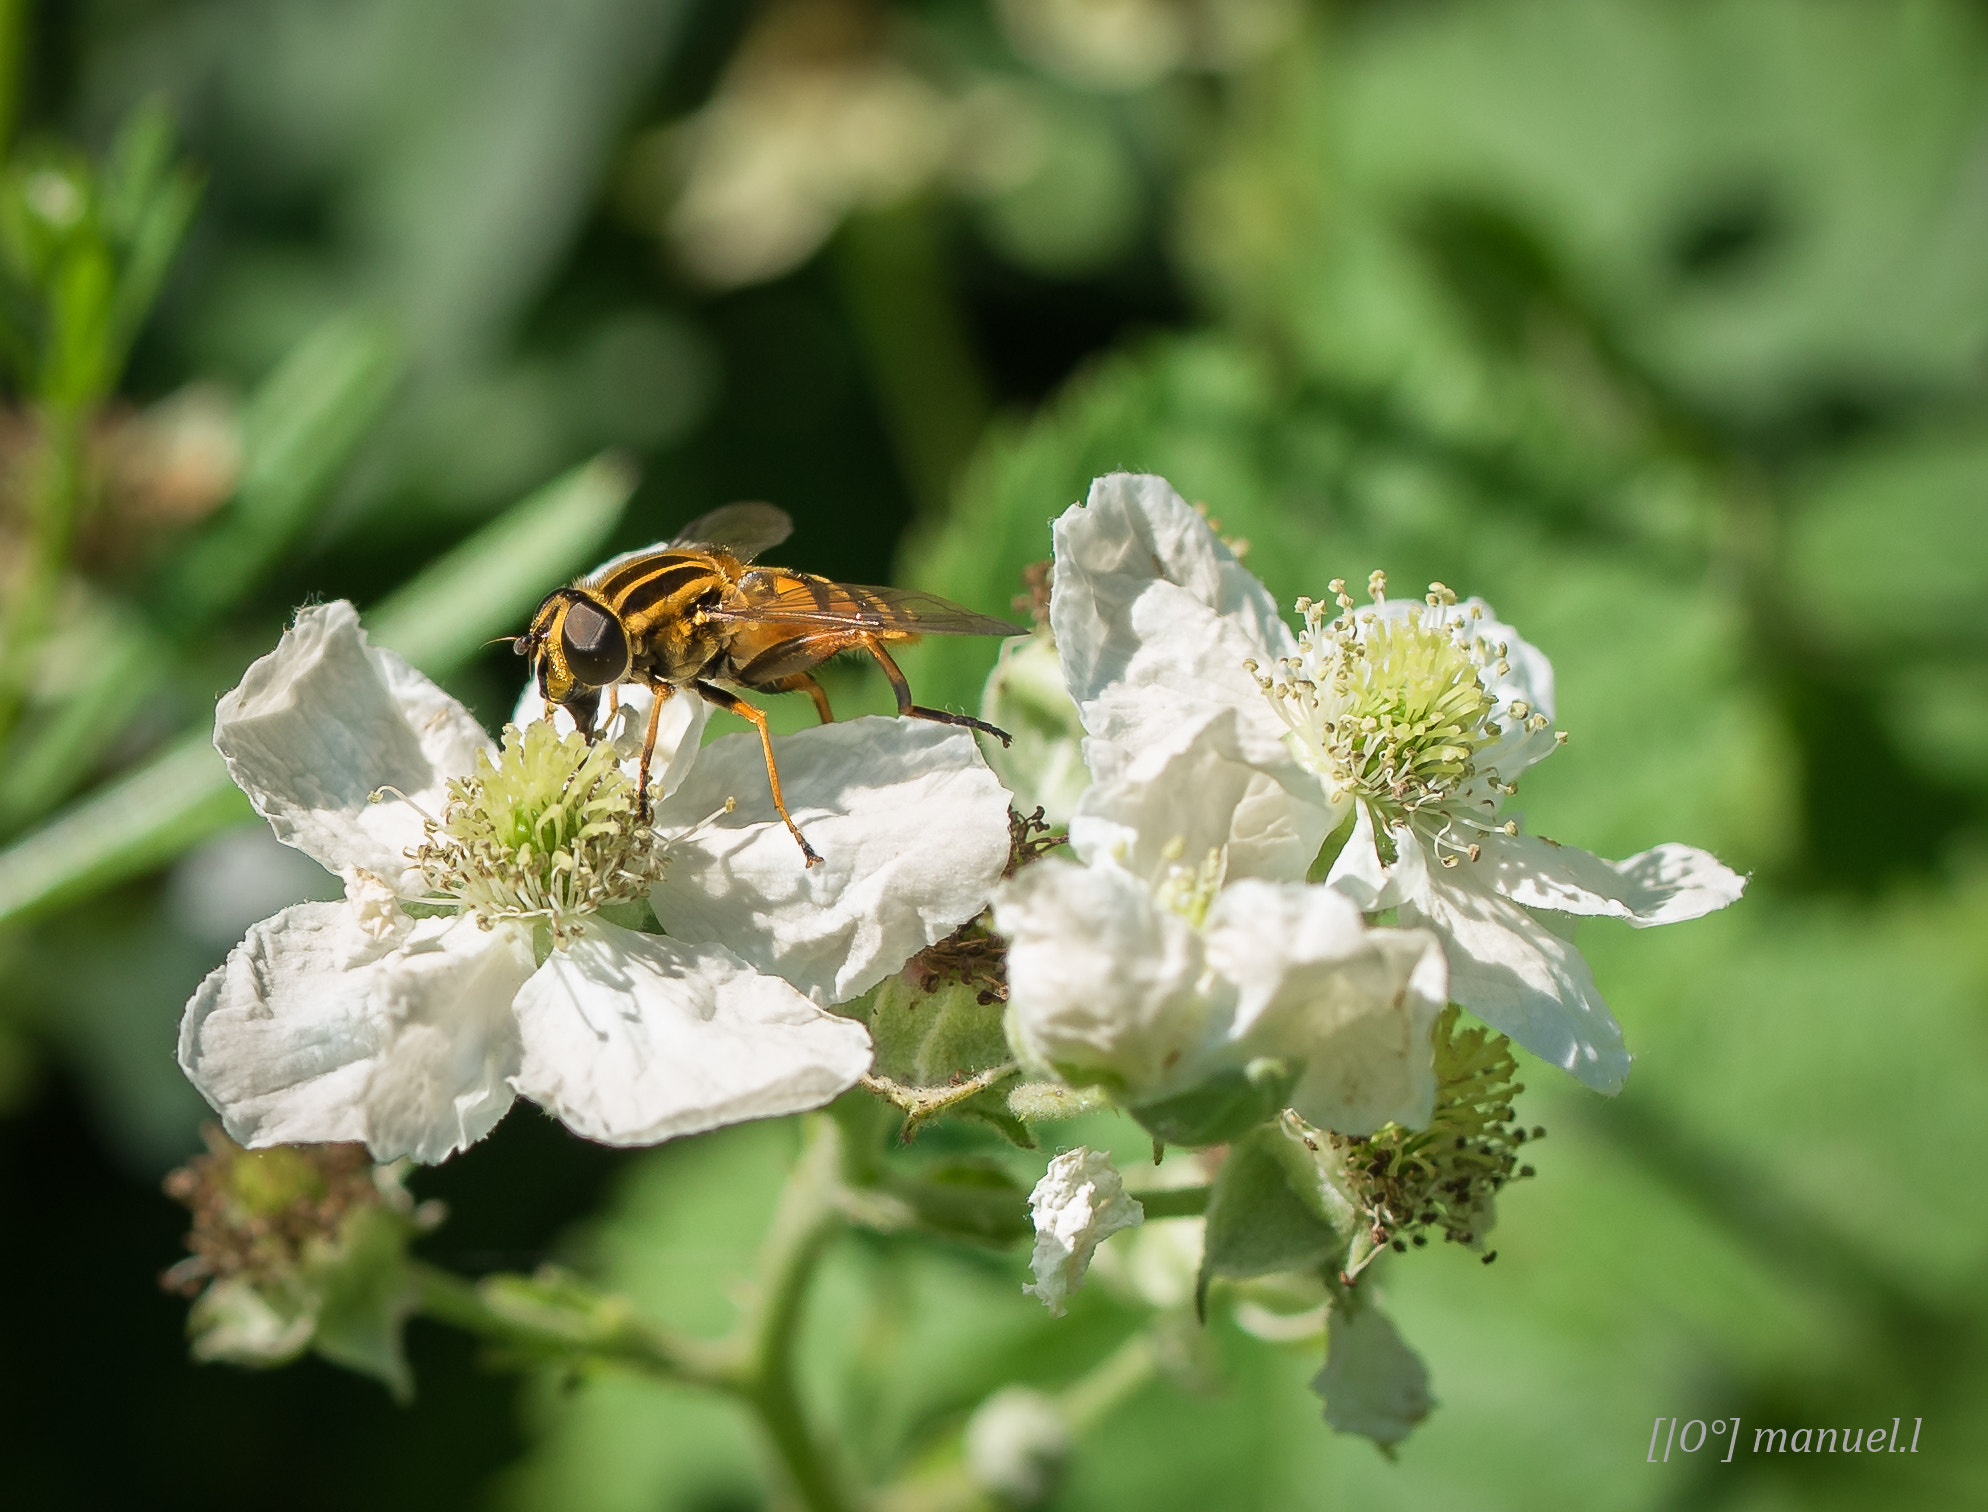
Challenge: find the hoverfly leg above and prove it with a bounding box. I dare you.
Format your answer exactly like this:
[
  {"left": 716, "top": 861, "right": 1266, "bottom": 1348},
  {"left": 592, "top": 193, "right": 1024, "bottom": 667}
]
[
  {"left": 860, "top": 636, "right": 1015, "bottom": 747},
  {"left": 755, "top": 671, "right": 835, "bottom": 726},
  {"left": 692, "top": 680, "right": 822, "bottom": 867},
  {"left": 636, "top": 682, "right": 678, "bottom": 825}
]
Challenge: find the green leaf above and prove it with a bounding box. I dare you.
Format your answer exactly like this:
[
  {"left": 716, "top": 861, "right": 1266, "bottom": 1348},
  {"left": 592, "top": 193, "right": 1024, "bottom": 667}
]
[
  {"left": 1197, "top": 1124, "right": 1349, "bottom": 1314},
  {"left": 0, "top": 454, "right": 635, "bottom": 927},
  {"left": 868, "top": 972, "right": 1011, "bottom": 1087},
  {"left": 0, "top": 603, "right": 164, "bottom": 829}
]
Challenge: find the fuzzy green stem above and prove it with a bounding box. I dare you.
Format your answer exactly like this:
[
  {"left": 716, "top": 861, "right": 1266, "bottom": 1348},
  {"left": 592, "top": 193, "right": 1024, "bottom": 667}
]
[
  {"left": 738, "top": 1116, "right": 862, "bottom": 1512},
  {"left": 860, "top": 1063, "right": 1019, "bottom": 1139},
  {"left": 408, "top": 1262, "right": 737, "bottom": 1388},
  {"left": 1133, "top": 1184, "right": 1211, "bottom": 1221}
]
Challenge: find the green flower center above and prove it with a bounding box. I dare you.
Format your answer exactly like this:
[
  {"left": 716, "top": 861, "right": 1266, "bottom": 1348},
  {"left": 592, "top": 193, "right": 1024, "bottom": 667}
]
[
  {"left": 1251, "top": 573, "right": 1518, "bottom": 828},
  {"left": 1151, "top": 840, "right": 1226, "bottom": 929},
  {"left": 414, "top": 721, "right": 662, "bottom": 941}
]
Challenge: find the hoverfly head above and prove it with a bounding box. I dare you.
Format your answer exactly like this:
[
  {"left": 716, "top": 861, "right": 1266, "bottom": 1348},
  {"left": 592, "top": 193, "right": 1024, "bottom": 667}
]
[{"left": 556, "top": 593, "right": 632, "bottom": 688}]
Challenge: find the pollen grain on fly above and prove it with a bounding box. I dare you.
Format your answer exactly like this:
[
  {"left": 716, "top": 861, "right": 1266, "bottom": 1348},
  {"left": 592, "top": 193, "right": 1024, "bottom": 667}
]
[{"left": 512, "top": 502, "right": 1025, "bottom": 867}]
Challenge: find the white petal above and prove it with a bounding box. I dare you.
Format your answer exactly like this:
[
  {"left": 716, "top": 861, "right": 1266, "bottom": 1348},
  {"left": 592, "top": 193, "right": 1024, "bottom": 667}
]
[
  {"left": 178, "top": 903, "right": 533, "bottom": 1163},
  {"left": 649, "top": 718, "right": 1010, "bottom": 1004},
  {"left": 1069, "top": 705, "right": 1333, "bottom": 884},
  {"left": 994, "top": 856, "right": 1222, "bottom": 1099},
  {"left": 1023, "top": 1147, "right": 1143, "bottom": 1316},
  {"left": 509, "top": 678, "right": 710, "bottom": 802},
  {"left": 1204, "top": 881, "right": 1446, "bottom": 1132},
  {"left": 511, "top": 920, "right": 872, "bottom": 1145},
  {"left": 215, "top": 601, "right": 493, "bottom": 894},
  {"left": 1401, "top": 859, "right": 1630, "bottom": 1094},
  {"left": 1486, "top": 833, "right": 1746, "bottom": 927},
  {"left": 1444, "top": 596, "right": 1555, "bottom": 721},
  {"left": 1050, "top": 473, "right": 1295, "bottom": 777}
]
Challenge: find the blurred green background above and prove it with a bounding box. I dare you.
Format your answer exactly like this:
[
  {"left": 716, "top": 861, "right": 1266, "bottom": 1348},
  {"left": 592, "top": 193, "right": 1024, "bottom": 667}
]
[{"left": 1, "top": 0, "right": 1984, "bottom": 1507}]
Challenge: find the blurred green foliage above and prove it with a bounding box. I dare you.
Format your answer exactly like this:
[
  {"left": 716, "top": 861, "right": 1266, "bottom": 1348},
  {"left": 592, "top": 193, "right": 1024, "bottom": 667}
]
[{"left": 0, "top": 0, "right": 1984, "bottom": 1509}]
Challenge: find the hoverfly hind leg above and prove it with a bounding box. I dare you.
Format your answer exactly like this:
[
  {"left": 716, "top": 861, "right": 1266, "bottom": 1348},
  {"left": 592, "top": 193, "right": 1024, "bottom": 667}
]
[
  {"left": 861, "top": 634, "right": 1013, "bottom": 746},
  {"left": 910, "top": 705, "right": 1014, "bottom": 747},
  {"left": 753, "top": 671, "right": 835, "bottom": 726},
  {"left": 691, "top": 680, "right": 822, "bottom": 867}
]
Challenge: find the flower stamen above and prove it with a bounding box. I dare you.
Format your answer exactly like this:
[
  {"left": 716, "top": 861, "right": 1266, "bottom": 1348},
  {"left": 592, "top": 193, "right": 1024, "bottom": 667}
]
[
  {"left": 413, "top": 722, "right": 664, "bottom": 943},
  {"left": 1258, "top": 574, "right": 1517, "bottom": 827}
]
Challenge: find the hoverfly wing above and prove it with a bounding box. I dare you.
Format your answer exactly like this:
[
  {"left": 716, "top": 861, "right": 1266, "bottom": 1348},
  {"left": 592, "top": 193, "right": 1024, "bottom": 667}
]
[
  {"left": 667, "top": 502, "right": 794, "bottom": 562},
  {"left": 704, "top": 577, "right": 1026, "bottom": 637}
]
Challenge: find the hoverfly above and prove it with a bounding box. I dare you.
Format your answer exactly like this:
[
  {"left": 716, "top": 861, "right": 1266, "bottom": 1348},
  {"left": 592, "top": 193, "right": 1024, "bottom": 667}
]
[{"left": 515, "top": 502, "right": 1022, "bottom": 866}]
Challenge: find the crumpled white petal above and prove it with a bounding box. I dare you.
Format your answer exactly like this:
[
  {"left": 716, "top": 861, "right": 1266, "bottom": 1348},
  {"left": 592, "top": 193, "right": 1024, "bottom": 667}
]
[
  {"left": 1069, "top": 705, "right": 1331, "bottom": 885},
  {"left": 1023, "top": 1146, "right": 1144, "bottom": 1316},
  {"left": 1204, "top": 880, "right": 1447, "bottom": 1133},
  {"left": 214, "top": 601, "right": 494, "bottom": 896},
  {"left": 179, "top": 902, "right": 534, "bottom": 1163},
  {"left": 1400, "top": 862, "right": 1630, "bottom": 1094},
  {"left": 509, "top": 679, "right": 711, "bottom": 803},
  {"left": 1050, "top": 473, "right": 1293, "bottom": 781},
  {"left": 1485, "top": 832, "right": 1747, "bottom": 926},
  {"left": 648, "top": 718, "right": 1011, "bottom": 1004},
  {"left": 511, "top": 919, "right": 872, "bottom": 1145},
  {"left": 995, "top": 856, "right": 1222, "bottom": 1099}
]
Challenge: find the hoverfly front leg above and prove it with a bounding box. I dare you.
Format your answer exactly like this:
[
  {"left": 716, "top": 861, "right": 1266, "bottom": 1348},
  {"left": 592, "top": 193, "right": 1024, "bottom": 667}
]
[
  {"left": 636, "top": 681, "right": 678, "bottom": 824},
  {"left": 692, "top": 680, "right": 822, "bottom": 868},
  {"left": 860, "top": 636, "right": 1013, "bottom": 747}
]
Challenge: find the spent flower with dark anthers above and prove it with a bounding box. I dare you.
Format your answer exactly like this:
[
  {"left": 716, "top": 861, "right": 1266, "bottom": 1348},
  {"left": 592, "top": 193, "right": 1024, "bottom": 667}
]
[
  {"left": 161, "top": 1125, "right": 418, "bottom": 1298},
  {"left": 1328, "top": 1005, "right": 1538, "bottom": 1268}
]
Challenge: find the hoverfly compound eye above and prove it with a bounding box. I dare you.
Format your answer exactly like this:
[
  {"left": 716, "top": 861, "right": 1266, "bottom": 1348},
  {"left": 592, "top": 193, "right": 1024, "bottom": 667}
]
[{"left": 559, "top": 599, "right": 630, "bottom": 686}]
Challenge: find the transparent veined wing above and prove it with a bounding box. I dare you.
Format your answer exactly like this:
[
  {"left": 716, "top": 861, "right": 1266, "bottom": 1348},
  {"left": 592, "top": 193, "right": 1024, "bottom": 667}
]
[
  {"left": 667, "top": 502, "right": 793, "bottom": 562},
  {"left": 706, "top": 573, "right": 1026, "bottom": 637}
]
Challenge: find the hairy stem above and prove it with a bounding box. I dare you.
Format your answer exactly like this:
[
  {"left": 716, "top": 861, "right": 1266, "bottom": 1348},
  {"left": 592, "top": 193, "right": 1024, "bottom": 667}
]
[
  {"left": 740, "top": 1116, "right": 862, "bottom": 1512},
  {"left": 409, "top": 1261, "right": 737, "bottom": 1388}
]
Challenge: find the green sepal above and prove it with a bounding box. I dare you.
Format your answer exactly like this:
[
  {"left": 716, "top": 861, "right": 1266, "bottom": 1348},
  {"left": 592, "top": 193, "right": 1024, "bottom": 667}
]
[
  {"left": 1129, "top": 1058, "right": 1294, "bottom": 1149},
  {"left": 1196, "top": 1122, "right": 1351, "bottom": 1318},
  {"left": 1313, "top": 1295, "right": 1434, "bottom": 1455},
  {"left": 1306, "top": 809, "right": 1358, "bottom": 884},
  {"left": 308, "top": 1205, "right": 422, "bottom": 1403},
  {"left": 865, "top": 970, "right": 1031, "bottom": 1146}
]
